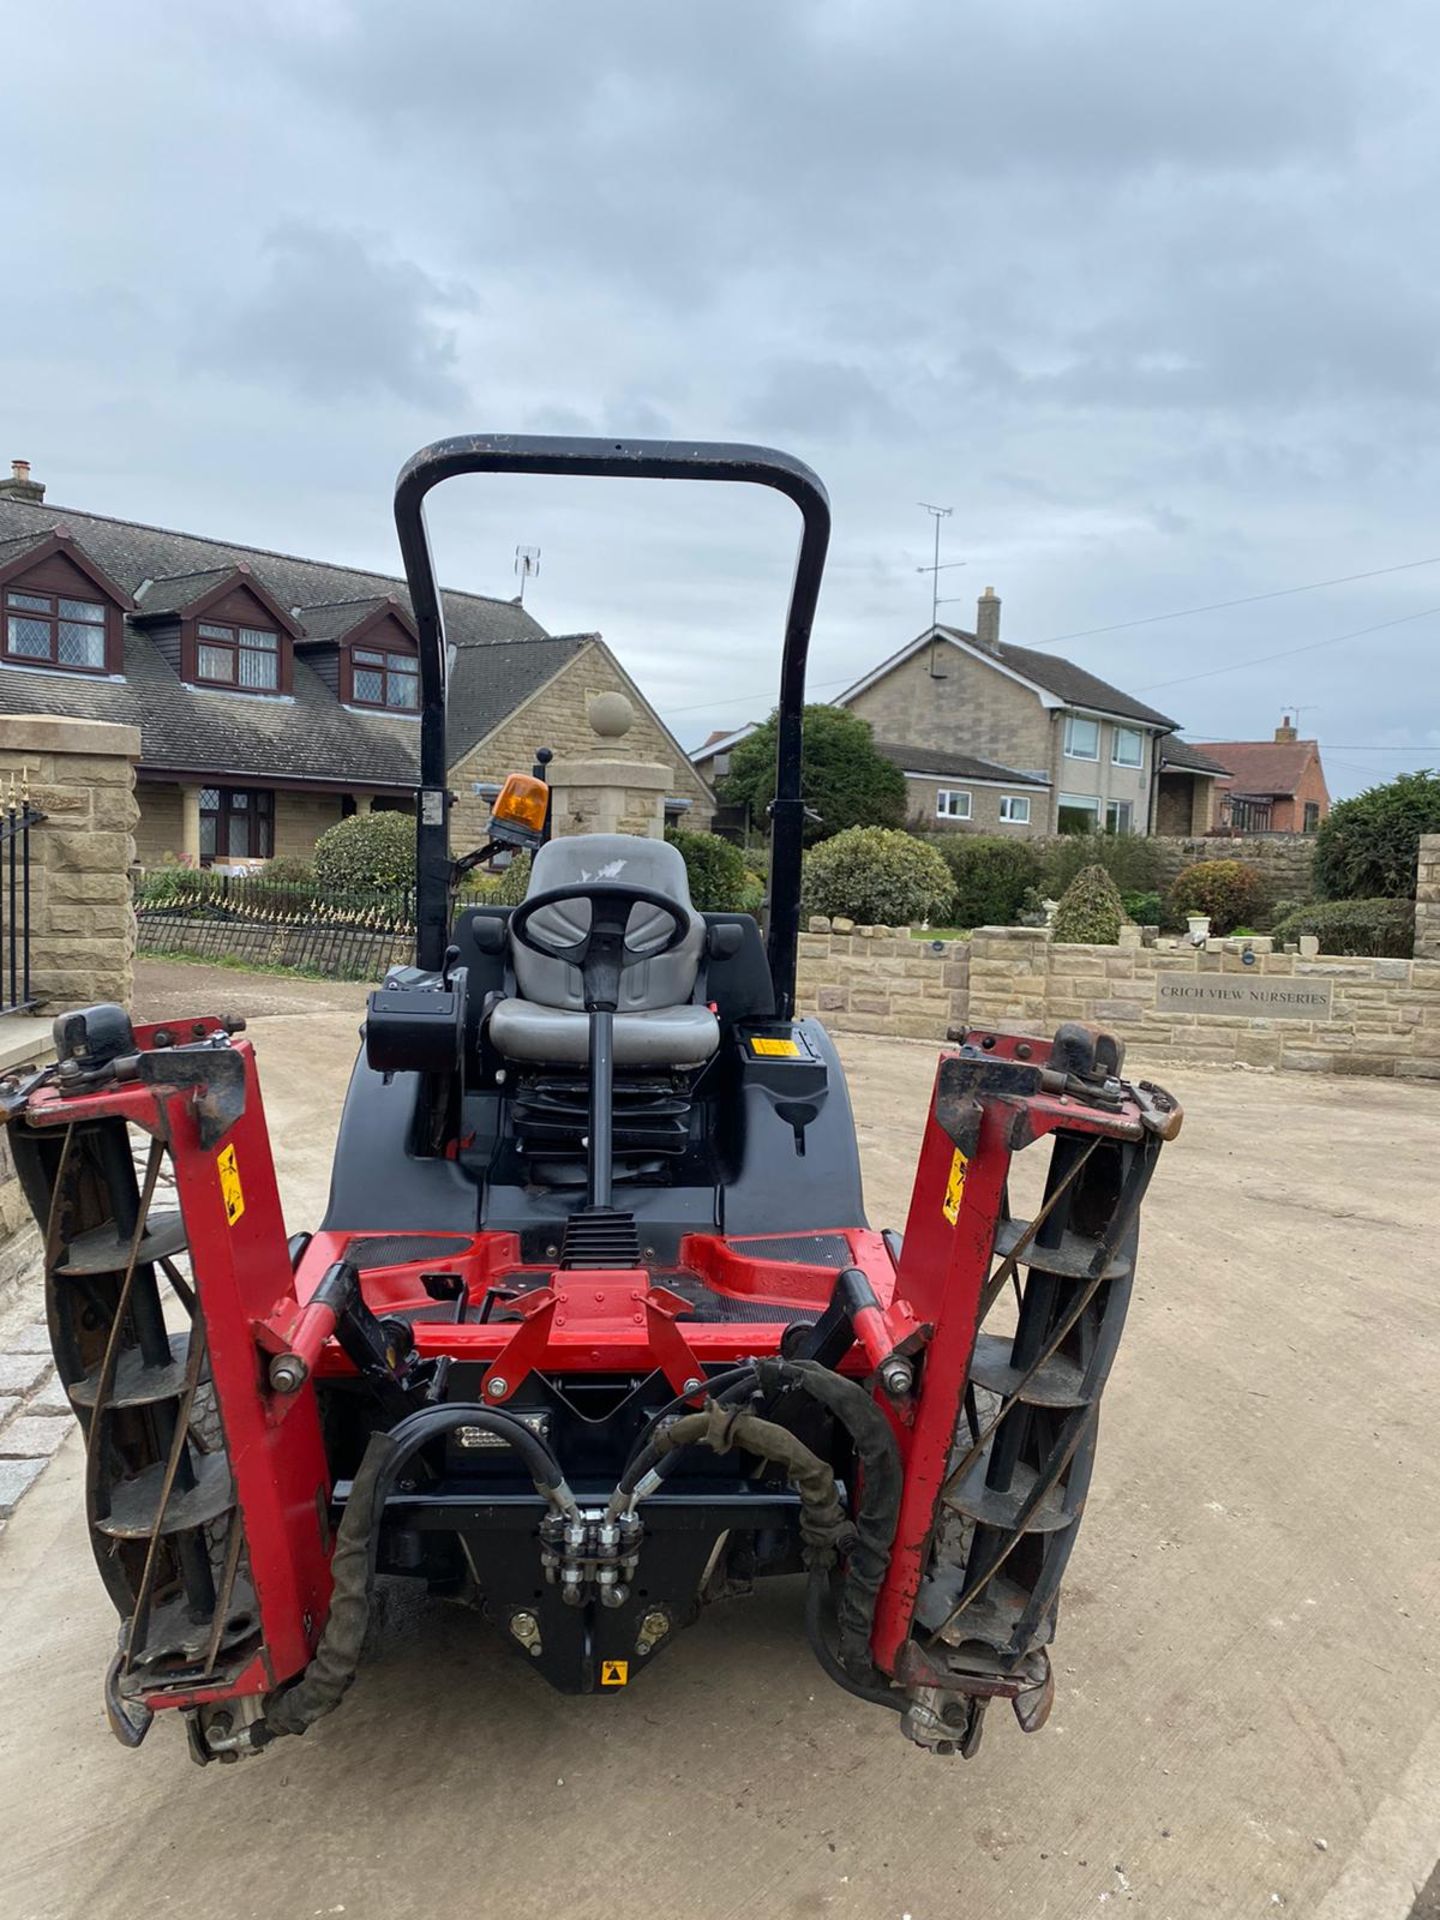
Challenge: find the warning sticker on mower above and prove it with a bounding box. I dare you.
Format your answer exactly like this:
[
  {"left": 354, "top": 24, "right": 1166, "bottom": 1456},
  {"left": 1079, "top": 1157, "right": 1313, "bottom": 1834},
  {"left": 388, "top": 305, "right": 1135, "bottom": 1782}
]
[
  {"left": 942, "top": 1148, "right": 967, "bottom": 1225},
  {"left": 217, "top": 1144, "right": 245, "bottom": 1226},
  {"left": 750, "top": 1036, "right": 801, "bottom": 1057},
  {"left": 600, "top": 1659, "right": 629, "bottom": 1686}
]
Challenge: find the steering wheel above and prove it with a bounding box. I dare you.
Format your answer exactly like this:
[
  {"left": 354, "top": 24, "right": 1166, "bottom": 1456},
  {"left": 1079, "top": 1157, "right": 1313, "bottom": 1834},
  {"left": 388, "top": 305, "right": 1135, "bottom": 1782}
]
[{"left": 509, "top": 883, "right": 691, "bottom": 1013}]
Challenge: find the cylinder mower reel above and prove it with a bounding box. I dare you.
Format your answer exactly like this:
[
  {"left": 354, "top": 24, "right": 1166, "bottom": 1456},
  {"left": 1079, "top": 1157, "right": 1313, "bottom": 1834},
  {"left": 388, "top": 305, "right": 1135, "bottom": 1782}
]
[{"left": 0, "top": 436, "right": 1181, "bottom": 1766}]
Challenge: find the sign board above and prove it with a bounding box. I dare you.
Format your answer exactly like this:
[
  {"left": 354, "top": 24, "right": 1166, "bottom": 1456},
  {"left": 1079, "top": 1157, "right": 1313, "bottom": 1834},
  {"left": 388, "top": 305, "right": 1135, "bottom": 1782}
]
[{"left": 1156, "top": 976, "right": 1332, "bottom": 1020}]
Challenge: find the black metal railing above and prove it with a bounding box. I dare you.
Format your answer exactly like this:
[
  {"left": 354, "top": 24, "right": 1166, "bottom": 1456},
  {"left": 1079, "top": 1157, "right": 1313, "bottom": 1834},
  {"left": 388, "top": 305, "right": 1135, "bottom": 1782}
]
[{"left": 0, "top": 792, "right": 45, "bottom": 1016}]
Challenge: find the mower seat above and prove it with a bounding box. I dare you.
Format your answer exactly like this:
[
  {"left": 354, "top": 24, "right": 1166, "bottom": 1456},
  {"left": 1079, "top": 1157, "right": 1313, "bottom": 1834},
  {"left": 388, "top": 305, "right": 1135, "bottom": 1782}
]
[{"left": 488, "top": 833, "right": 721, "bottom": 1069}]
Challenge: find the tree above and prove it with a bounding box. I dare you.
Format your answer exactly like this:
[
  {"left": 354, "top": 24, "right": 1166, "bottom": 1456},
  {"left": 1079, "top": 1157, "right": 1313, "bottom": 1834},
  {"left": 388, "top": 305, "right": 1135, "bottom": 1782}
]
[
  {"left": 1312, "top": 769, "right": 1440, "bottom": 900},
  {"left": 720, "top": 706, "right": 906, "bottom": 844},
  {"left": 1052, "top": 864, "right": 1124, "bottom": 944}
]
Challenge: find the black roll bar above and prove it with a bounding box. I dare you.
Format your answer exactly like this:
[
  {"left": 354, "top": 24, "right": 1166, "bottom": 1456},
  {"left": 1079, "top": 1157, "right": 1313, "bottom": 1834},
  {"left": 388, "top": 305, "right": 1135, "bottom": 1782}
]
[{"left": 393, "top": 435, "right": 831, "bottom": 1015}]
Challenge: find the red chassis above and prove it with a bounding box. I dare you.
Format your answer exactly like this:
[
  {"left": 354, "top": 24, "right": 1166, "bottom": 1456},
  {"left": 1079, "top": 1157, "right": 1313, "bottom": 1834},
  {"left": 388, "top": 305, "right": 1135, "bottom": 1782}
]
[{"left": 12, "top": 1013, "right": 1177, "bottom": 1753}]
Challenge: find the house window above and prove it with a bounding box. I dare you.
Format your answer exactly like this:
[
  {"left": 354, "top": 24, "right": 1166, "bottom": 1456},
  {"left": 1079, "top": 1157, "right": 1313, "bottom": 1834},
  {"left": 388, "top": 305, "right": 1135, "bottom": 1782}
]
[
  {"left": 1112, "top": 725, "right": 1143, "bottom": 767},
  {"left": 999, "top": 794, "right": 1031, "bottom": 824},
  {"left": 3, "top": 588, "right": 107, "bottom": 673},
  {"left": 1226, "top": 794, "right": 1273, "bottom": 833},
  {"left": 1106, "top": 799, "right": 1133, "bottom": 834},
  {"left": 1064, "top": 715, "right": 1100, "bottom": 760},
  {"left": 936, "top": 789, "right": 972, "bottom": 820},
  {"left": 196, "top": 621, "right": 280, "bottom": 691},
  {"left": 351, "top": 646, "right": 419, "bottom": 711},
  {"left": 1058, "top": 793, "right": 1101, "bottom": 834},
  {"left": 1303, "top": 801, "right": 1320, "bottom": 832},
  {"left": 199, "top": 786, "right": 275, "bottom": 862}
]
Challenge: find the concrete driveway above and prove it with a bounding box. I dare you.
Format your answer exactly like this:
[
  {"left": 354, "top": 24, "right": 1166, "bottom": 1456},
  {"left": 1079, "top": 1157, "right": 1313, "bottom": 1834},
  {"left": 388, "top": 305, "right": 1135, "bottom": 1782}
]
[{"left": 2, "top": 959, "right": 1439, "bottom": 1920}]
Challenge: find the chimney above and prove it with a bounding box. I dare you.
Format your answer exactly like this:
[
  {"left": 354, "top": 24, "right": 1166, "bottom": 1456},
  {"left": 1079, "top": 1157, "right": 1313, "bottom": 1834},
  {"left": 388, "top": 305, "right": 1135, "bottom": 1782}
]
[
  {"left": 0, "top": 459, "right": 45, "bottom": 504},
  {"left": 1274, "top": 713, "right": 1298, "bottom": 744},
  {"left": 976, "top": 585, "right": 1001, "bottom": 651}
]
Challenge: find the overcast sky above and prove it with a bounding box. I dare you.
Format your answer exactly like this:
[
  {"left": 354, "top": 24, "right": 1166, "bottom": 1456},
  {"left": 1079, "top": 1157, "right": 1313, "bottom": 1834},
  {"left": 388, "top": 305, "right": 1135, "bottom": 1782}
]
[{"left": 5, "top": 0, "right": 1439, "bottom": 796}]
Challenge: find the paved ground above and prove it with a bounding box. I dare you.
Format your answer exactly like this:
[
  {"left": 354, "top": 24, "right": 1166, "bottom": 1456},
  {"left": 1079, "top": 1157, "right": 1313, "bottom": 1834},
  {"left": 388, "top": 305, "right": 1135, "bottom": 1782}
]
[{"left": 2, "top": 958, "right": 1439, "bottom": 1919}]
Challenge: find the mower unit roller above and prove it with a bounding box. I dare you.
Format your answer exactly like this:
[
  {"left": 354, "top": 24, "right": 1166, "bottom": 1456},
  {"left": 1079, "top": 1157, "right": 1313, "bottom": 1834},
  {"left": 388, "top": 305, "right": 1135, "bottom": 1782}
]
[{"left": 1, "top": 437, "right": 1182, "bottom": 1764}]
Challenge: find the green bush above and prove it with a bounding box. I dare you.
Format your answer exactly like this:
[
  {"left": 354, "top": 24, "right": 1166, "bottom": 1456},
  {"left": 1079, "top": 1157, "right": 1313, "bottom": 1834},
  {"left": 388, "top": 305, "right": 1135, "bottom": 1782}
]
[
  {"left": 1038, "top": 831, "right": 1162, "bottom": 900},
  {"left": 313, "top": 811, "right": 415, "bottom": 890},
  {"left": 665, "top": 828, "right": 751, "bottom": 911},
  {"left": 739, "top": 869, "right": 766, "bottom": 915},
  {"left": 1168, "top": 859, "right": 1263, "bottom": 935},
  {"left": 261, "top": 856, "right": 316, "bottom": 887},
  {"left": 136, "top": 863, "right": 216, "bottom": 908},
  {"left": 1052, "top": 864, "right": 1125, "bottom": 944},
  {"left": 721, "top": 706, "right": 907, "bottom": 843},
  {"left": 1121, "top": 889, "right": 1163, "bottom": 925},
  {"left": 1270, "top": 897, "right": 1414, "bottom": 957},
  {"left": 802, "top": 827, "right": 952, "bottom": 926},
  {"left": 923, "top": 834, "right": 1042, "bottom": 929},
  {"left": 1312, "top": 769, "right": 1440, "bottom": 900},
  {"left": 489, "top": 852, "right": 532, "bottom": 906}
]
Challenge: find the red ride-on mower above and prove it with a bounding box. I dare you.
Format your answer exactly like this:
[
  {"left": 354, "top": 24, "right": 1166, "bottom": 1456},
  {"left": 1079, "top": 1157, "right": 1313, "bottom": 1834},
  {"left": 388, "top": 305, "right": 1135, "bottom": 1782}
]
[{"left": 1, "top": 438, "right": 1180, "bottom": 1762}]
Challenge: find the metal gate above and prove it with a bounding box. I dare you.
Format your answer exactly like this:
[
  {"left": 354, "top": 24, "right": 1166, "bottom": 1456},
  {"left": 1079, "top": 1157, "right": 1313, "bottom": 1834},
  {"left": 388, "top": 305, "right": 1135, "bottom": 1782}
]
[{"left": 0, "top": 784, "right": 45, "bottom": 1016}]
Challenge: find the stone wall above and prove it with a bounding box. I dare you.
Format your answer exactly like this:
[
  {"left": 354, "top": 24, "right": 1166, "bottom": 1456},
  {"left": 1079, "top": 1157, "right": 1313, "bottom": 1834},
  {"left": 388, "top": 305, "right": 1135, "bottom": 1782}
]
[
  {"left": 1143, "top": 832, "right": 1317, "bottom": 908},
  {"left": 796, "top": 920, "right": 969, "bottom": 1040},
  {"left": 797, "top": 917, "right": 1440, "bottom": 1081},
  {"left": 0, "top": 715, "right": 139, "bottom": 1010},
  {"left": 1417, "top": 836, "right": 1440, "bottom": 961}
]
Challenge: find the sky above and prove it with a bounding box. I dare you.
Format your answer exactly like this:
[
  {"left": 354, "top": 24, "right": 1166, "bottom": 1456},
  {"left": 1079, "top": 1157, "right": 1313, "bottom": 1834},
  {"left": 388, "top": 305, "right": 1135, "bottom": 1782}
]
[{"left": 4, "top": 0, "right": 1440, "bottom": 797}]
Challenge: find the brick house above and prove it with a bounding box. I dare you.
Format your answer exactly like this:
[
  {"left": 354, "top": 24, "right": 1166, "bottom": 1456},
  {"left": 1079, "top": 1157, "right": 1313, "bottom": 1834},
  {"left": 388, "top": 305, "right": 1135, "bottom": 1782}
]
[
  {"left": 831, "top": 589, "right": 1223, "bottom": 837},
  {"left": 0, "top": 462, "right": 712, "bottom": 866},
  {"left": 1192, "top": 717, "right": 1330, "bottom": 834}
]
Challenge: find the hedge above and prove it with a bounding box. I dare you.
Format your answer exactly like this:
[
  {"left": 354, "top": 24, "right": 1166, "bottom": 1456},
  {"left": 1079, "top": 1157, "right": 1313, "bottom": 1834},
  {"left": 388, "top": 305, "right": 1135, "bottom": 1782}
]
[
  {"left": 1168, "top": 859, "right": 1264, "bottom": 936},
  {"left": 923, "top": 834, "right": 1041, "bottom": 929},
  {"left": 665, "top": 828, "right": 751, "bottom": 911},
  {"left": 314, "top": 811, "right": 415, "bottom": 890},
  {"left": 1270, "top": 897, "right": 1414, "bottom": 958}
]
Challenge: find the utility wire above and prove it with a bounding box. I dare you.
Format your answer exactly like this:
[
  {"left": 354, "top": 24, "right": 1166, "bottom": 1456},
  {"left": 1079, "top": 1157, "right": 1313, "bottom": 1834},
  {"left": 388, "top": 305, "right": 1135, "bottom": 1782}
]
[{"left": 1134, "top": 602, "right": 1440, "bottom": 695}]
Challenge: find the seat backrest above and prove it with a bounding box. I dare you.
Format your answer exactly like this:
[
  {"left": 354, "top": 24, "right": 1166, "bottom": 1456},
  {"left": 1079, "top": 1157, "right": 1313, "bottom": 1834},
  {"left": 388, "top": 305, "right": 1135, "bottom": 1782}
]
[{"left": 511, "top": 833, "right": 706, "bottom": 1012}]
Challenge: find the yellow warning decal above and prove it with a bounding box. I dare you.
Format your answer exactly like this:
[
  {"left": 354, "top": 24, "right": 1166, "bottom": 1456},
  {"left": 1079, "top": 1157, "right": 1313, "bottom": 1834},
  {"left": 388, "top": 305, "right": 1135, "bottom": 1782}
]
[
  {"left": 217, "top": 1144, "right": 245, "bottom": 1226},
  {"left": 751, "top": 1036, "right": 801, "bottom": 1058},
  {"left": 600, "top": 1659, "right": 629, "bottom": 1687},
  {"left": 942, "top": 1147, "right": 968, "bottom": 1226}
]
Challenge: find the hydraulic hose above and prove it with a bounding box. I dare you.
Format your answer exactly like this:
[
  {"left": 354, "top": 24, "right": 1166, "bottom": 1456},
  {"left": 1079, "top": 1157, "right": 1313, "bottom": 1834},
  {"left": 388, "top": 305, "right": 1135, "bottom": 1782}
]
[
  {"left": 254, "top": 1405, "right": 574, "bottom": 1746},
  {"left": 804, "top": 1571, "right": 903, "bottom": 1713}
]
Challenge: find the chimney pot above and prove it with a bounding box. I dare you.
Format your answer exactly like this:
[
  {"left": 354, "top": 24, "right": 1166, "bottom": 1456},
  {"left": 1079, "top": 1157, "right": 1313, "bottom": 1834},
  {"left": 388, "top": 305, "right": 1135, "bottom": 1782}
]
[
  {"left": 976, "top": 585, "right": 1001, "bottom": 651},
  {"left": 0, "top": 458, "right": 44, "bottom": 504}
]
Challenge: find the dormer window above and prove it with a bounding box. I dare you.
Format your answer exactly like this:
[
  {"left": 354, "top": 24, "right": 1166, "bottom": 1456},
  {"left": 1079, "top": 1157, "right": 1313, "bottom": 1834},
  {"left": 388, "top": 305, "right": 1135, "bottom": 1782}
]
[
  {"left": 351, "top": 645, "right": 419, "bottom": 711},
  {"left": 5, "top": 588, "right": 108, "bottom": 671},
  {"left": 196, "top": 621, "right": 280, "bottom": 691}
]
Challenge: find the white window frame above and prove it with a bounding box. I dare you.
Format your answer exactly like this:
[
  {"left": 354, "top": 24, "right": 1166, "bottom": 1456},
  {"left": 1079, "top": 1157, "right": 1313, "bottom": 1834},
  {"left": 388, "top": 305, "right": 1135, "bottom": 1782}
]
[
  {"left": 935, "top": 788, "right": 972, "bottom": 820},
  {"left": 998, "top": 794, "right": 1031, "bottom": 824},
  {"left": 1063, "top": 713, "right": 1100, "bottom": 760},
  {"left": 1111, "top": 725, "right": 1144, "bottom": 767},
  {"left": 1106, "top": 799, "right": 1134, "bottom": 835}
]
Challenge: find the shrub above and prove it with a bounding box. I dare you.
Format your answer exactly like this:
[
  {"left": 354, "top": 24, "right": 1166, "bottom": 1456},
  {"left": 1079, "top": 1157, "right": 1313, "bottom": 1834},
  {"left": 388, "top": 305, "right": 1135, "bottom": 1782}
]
[
  {"left": 261, "top": 856, "right": 317, "bottom": 887},
  {"left": 721, "top": 706, "right": 907, "bottom": 843},
  {"left": 802, "top": 827, "right": 952, "bottom": 926},
  {"left": 1312, "top": 769, "right": 1440, "bottom": 900},
  {"left": 1039, "top": 831, "right": 1162, "bottom": 900},
  {"left": 739, "top": 868, "right": 767, "bottom": 915},
  {"left": 1121, "top": 889, "right": 1163, "bottom": 925},
  {"left": 665, "top": 828, "right": 751, "bottom": 911},
  {"left": 489, "top": 852, "right": 532, "bottom": 906},
  {"left": 923, "top": 834, "right": 1042, "bottom": 929},
  {"left": 1270, "top": 897, "right": 1414, "bottom": 957},
  {"left": 314, "top": 811, "right": 415, "bottom": 890},
  {"left": 1052, "top": 864, "right": 1124, "bottom": 944},
  {"left": 1168, "top": 859, "right": 1263, "bottom": 935}
]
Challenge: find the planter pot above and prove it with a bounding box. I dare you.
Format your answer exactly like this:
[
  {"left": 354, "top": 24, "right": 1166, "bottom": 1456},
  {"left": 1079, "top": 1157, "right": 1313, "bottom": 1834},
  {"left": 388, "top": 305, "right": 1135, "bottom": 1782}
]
[{"left": 1186, "top": 914, "right": 1212, "bottom": 944}]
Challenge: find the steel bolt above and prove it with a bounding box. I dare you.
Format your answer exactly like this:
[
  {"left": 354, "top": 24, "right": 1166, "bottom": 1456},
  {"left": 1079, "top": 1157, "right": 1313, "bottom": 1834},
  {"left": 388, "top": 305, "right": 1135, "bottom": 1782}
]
[
  {"left": 879, "top": 1359, "right": 913, "bottom": 1399},
  {"left": 486, "top": 1375, "right": 509, "bottom": 1399},
  {"left": 682, "top": 1376, "right": 703, "bottom": 1396}
]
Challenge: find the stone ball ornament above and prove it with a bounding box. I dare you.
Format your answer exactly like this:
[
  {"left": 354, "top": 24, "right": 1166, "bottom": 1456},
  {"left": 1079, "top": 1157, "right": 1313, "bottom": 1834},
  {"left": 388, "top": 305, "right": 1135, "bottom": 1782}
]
[{"left": 587, "top": 690, "right": 635, "bottom": 739}]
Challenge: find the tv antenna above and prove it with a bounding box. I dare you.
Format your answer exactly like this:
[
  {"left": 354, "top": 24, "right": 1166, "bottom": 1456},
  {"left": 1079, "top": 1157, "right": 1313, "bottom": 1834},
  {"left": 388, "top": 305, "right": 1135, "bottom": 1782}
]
[
  {"left": 514, "top": 544, "right": 541, "bottom": 604},
  {"left": 916, "top": 504, "right": 960, "bottom": 628}
]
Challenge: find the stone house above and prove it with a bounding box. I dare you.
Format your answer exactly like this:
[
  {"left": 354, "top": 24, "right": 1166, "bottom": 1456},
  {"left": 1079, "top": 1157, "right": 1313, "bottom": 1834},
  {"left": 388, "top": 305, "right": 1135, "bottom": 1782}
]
[
  {"left": 1193, "top": 717, "right": 1331, "bottom": 834},
  {"left": 0, "top": 461, "right": 712, "bottom": 868},
  {"left": 832, "top": 588, "right": 1227, "bottom": 838}
]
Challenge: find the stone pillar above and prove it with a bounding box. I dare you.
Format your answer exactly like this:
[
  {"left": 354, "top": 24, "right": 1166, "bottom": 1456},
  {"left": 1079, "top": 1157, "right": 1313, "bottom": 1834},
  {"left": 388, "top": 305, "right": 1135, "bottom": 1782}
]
[
  {"left": 1416, "top": 835, "right": 1440, "bottom": 961},
  {"left": 546, "top": 691, "right": 674, "bottom": 840},
  {"left": 0, "top": 716, "right": 140, "bottom": 1012},
  {"left": 180, "top": 784, "right": 203, "bottom": 866}
]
